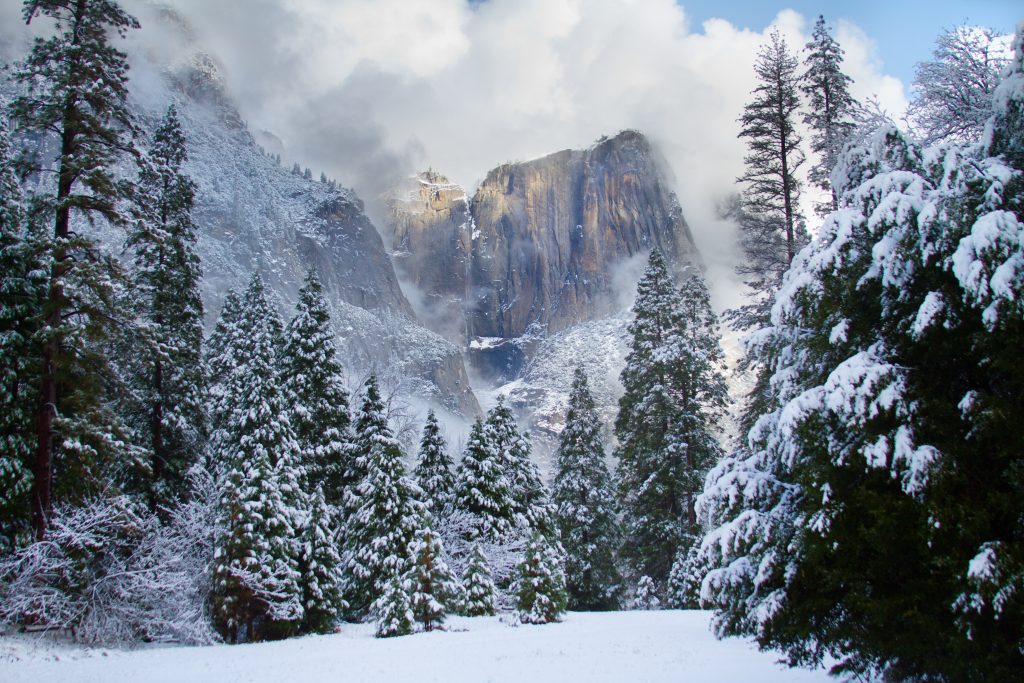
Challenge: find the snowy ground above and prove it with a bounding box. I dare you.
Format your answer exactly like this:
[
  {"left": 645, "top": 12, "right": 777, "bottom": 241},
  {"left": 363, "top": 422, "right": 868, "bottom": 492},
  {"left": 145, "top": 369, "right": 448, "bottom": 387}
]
[{"left": 1, "top": 610, "right": 831, "bottom": 683}]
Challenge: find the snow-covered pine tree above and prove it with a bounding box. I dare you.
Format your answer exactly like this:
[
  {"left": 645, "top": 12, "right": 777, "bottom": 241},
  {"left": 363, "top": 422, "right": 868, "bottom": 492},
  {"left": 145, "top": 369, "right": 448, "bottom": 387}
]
[
  {"left": 205, "top": 288, "right": 243, "bottom": 441},
  {"left": 11, "top": 0, "right": 142, "bottom": 540},
  {"left": 696, "top": 34, "right": 1024, "bottom": 679},
  {"left": 552, "top": 366, "right": 622, "bottom": 610},
  {"left": 406, "top": 525, "right": 461, "bottom": 631},
  {"left": 413, "top": 410, "right": 456, "bottom": 517},
  {"left": 373, "top": 574, "right": 414, "bottom": 638},
  {"left": 0, "top": 112, "right": 44, "bottom": 550},
  {"left": 342, "top": 375, "right": 426, "bottom": 618},
  {"left": 631, "top": 575, "right": 660, "bottom": 611},
  {"left": 801, "top": 15, "right": 857, "bottom": 214},
  {"left": 342, "top": 375, "right": 387, "bottom": 520},
  {"left": 454, "top": 417, "right": 514, "bottom": 539},
  {"left": 732, "top": 29, "right": 807, "bottom": 331},
  {"left": 281, "top": 269, "right": 351, "bottom": 506},
  {"left": 484, "top": 398, "right": 551, "bottom": 534},
  {"left": 210, "top": 274, "right": 303, "bottom": 643},
  {"left": 615, "top": 251, "right": 726, "bottom": 588},
  {"left": 461, "top": 543, "right": 497, "bottom": 617},
  {"left": 298, "top": 486, "right": 346, "bottom": 634},
  {"left": 514, "top": 533, "right": 568, "bottom": 625},
  {"left": 128, "top": 105, "right": 207, "bottom": 512}
]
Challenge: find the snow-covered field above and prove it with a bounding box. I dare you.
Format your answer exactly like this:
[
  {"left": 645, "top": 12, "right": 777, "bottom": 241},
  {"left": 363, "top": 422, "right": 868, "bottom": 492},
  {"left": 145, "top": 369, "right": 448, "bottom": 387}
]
[{"left": 1, "top": 610, "right": 830, "bottom": 683}]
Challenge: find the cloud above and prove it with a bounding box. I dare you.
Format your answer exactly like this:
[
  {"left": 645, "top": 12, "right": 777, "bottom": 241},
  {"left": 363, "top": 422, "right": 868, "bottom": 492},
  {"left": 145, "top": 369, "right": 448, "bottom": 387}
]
[{"left": 121, "top": 1, "right": 912, "bottom": 311}]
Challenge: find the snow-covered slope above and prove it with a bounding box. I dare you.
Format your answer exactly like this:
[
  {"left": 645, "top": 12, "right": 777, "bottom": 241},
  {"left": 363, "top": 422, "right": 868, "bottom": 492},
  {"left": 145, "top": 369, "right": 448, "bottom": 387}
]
[
  {"left": 0, "top": 611, "right": 831, "bottom": 683},
  {"left": 98, "top": 10, "right": 480, "bottom": 415}
]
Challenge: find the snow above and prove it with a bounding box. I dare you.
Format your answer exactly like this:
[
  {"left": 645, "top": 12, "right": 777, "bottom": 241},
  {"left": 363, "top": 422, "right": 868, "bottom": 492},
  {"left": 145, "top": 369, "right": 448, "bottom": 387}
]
[{"left": 0, "top": 611, "right": 831, "bottom": 683}]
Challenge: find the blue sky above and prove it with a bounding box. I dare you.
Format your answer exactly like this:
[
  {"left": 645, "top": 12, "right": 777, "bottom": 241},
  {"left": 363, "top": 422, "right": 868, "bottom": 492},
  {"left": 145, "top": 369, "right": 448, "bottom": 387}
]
[{"left": 678, "top": 1, "right": 1021, "bottom": 84}]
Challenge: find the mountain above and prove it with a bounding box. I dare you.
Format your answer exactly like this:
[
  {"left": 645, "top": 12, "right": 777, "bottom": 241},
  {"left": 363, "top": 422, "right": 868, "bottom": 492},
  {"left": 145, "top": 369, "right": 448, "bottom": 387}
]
[{"left": 116, "top": 11, "right": 480, "bottom": 416}]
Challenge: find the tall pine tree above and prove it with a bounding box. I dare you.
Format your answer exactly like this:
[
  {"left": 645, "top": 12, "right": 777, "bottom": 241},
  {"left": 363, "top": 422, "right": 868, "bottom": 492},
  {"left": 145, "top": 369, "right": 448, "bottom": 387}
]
[
  {"left": 413, "top": 410, "right": 456, "bottom": 517},
  {"left": 484, "top": 398, "right": 550, "bottom": 534},
  {"left": 615, "top": 251, "right": 726, "bottom": 588},
  {"left": 801, "top": 15, "right": 857, "bottom": 214},
  {"left": 281, "top": 269, "right": 350, "bottom": 506},
  {"left": 298, "top": 486, "right": 346, "bottom": 634},
  {"left": 406, "top": 525, "right": 461, "bottom": 632},
  {"left": 454, "top": 417, "right": 514, "bottom": 540},
  {"left": 342, "top": 376, "right": 425, "bottom": 618},
  {"left": 12, "top": 0, "right": 142, "bottom": 539},
  {"left": 128, "top": 105, "right": 206, "bottom": 512},
  {"left": 552, "top": 366, "right": 622, "bottom": 610},
  {"left": 210, "top": 274, "right": 304, "bottom": 642}
]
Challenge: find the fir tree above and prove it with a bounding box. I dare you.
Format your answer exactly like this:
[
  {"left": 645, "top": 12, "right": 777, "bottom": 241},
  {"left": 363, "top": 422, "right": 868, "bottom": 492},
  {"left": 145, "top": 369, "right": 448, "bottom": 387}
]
[
  {"left": 12, "top": 0, "right": 142, "bottom": 540},
  {"left": 631, "top": 575, "right": 660, "bottom": 610},
  {"left": 454, "top": 418, "right": 514, "bottom": 539},
  {"left": 615, "top": 251, "right": 727, "bottom": 587},
  {"left": 342, "top": 376, "right": 425, "bottom": 618},
  {"left": 128, "top": 105, "right": 206, "bottom": 512},
  {"left": 298, "top": 486, "right": 346, "bottom": 634},
  {"left": 343, "top": 375, "right": 387, "bottom": 518},
  {"left": 413, "top": 410, "right": 456, "bottom": 517},
  {"left": 484, "top": 398, "right": 551, "bottom": 534},
  {"left": 0, "top": 113, "right": 45, "bottom": 550},
  {"left": 514, "top": 533, "right": 568, "bottom": 625},
  {"left": 406, "top": 525, "right": 461, "bottom": 632},
  {"left": 552, "top": 366, "right": 622, "bottom": 610},
  {"left": 281, "top": 269, "right": 350, "bottom": 506},
  {"left": 733, "top": 29, "right": 807, "bottom": 330},
  {"left": 210, "top": 274, "right": 304, "bottom": 643},
  {"left": 460, "top": 544, "right": 497, "bottom": 617},
  {"left": 801, "top": 15, "right": 857, "bottom": 214},
  {"left": 697, "top": 35, "right": 1024, "bottom": 677},
  {"left": 373, "top": 574, "right": 414, "bottom": 638}
]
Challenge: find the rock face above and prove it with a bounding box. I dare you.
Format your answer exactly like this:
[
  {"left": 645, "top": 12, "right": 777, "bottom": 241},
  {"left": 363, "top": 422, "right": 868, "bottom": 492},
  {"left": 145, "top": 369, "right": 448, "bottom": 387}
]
[{"left": 388, "top": 130, "right": 698, "bottom": 382}]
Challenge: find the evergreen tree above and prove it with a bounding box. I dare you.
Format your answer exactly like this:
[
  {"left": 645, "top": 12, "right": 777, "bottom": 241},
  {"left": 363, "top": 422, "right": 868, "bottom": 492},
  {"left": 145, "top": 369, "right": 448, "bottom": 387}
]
[
  {"left": 406, "top": 525, "right": 461, "bottom": 632},
  {"left": 615, "top": 251, "right": 727, "bottom": 587},
  {"left": 665, "top": 546, "right": 701, "bottom": 609},
  {"left": 413, "top": 411, "right": 456, "bottom": 517},
  {"left": 281, "top": 269, "right": 350, "bottom": 506},
  {"left": 128, "top": 105, "right": 206, "bottom": 512},
  {"left": 343, "top": 375, "right": 387, "bottom": 518},
  {"left": 0, "top": 113, "right": 45, "bottom": 550},
  {"left": 454, "top": 418, "right": 514, "bottom": 539},
  {"left": 460, "top": 544, "right": 497, "bottom": 617},
  {"left": 631, "top": 575, "right": 660, "bottom": 610},
  {"left": 733, "top": 29, "right": 807, "bottom": 330},
  {"left": 552, "top": 366, "right": 621, "bottom": 610},
  {"left": 210, "top": 274, "right": 303, "bottom": 642},
  {"left": 696, "top": 35, "right": 1024, "bottom": 678},
  {"left": 342, "top": 376, "right": 425, "bottom": 618},
  {"left": 298, "top": 486, "right": 346, "bottom": 634},
  {"left": 373, "top": 574, "right": 414, "bottom": 638},
  {"left": 12, "top": 0, "right": 142, "bottom": 540},
  {"left": 801, "top": 15, "right": 857, "bottom": 214},
  {"left": 514, "top": 533, "right": 568, "bottom": 625},
  {"left": 484, "top": 398, "right": 551, "bottom": 534}
]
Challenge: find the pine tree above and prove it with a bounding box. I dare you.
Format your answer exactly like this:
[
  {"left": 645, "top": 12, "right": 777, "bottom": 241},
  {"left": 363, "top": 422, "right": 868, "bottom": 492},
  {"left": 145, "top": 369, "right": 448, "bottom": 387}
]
[
  {"left": 460, "top": 544, "right": 497, "bottom": 617},
  {"left": 406, "top": 525, "right": 461, "bottom": 632},
  {"left": 615, "top": 251, "right": 727, "bottom": 587},
  {"left": 298, "top": 486, "right": 346, "bottom": 634},
  {"left": 0, "top": 113, "right": 45, "bottom": 550},
  {"left": 12, "top": 0, "right": 142, "bottom": 540},
  {"left": 484, "top": 398, "right": 551, "bottom": 534},
  {"left": 128, "top": 105, "right": 206, "bottom": 512},
  {"left": 552, "top": 367, "right": 622, "bottom": 610},
  {"left": 696, "top": 34, "right": 1024, "bottom": 677},
  {"left": 454, "top": 418, "right": 514, "bottom": 539},
  {"left": 342, "top": 376, "right": 425, "bottom": 618},
  {"left": 343, "top": 375, "right": 387, "bottom": 518},
  {"left": 281, "top": 269, "right": 350, "bottom": 506},
  {"left": 373, "top": 574, "right": 414, "bottom": 638},
  {"left": 210, "top": 274, "right": 303, "bottom": 642},
  {"left": 514, "top": 533, "right": 568, "bottom": 625},
  {"left": 733, "top": 29, "right": 807, "bottom": 330},
  {"left": 801, "top": 15, "right": 857, "bottom": 214},
  {"left": 631, "top": 575, "right": 660, "bottom": 610},
  {"left": 413, "top": 411, "right": 456, "bottom": 517}
]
